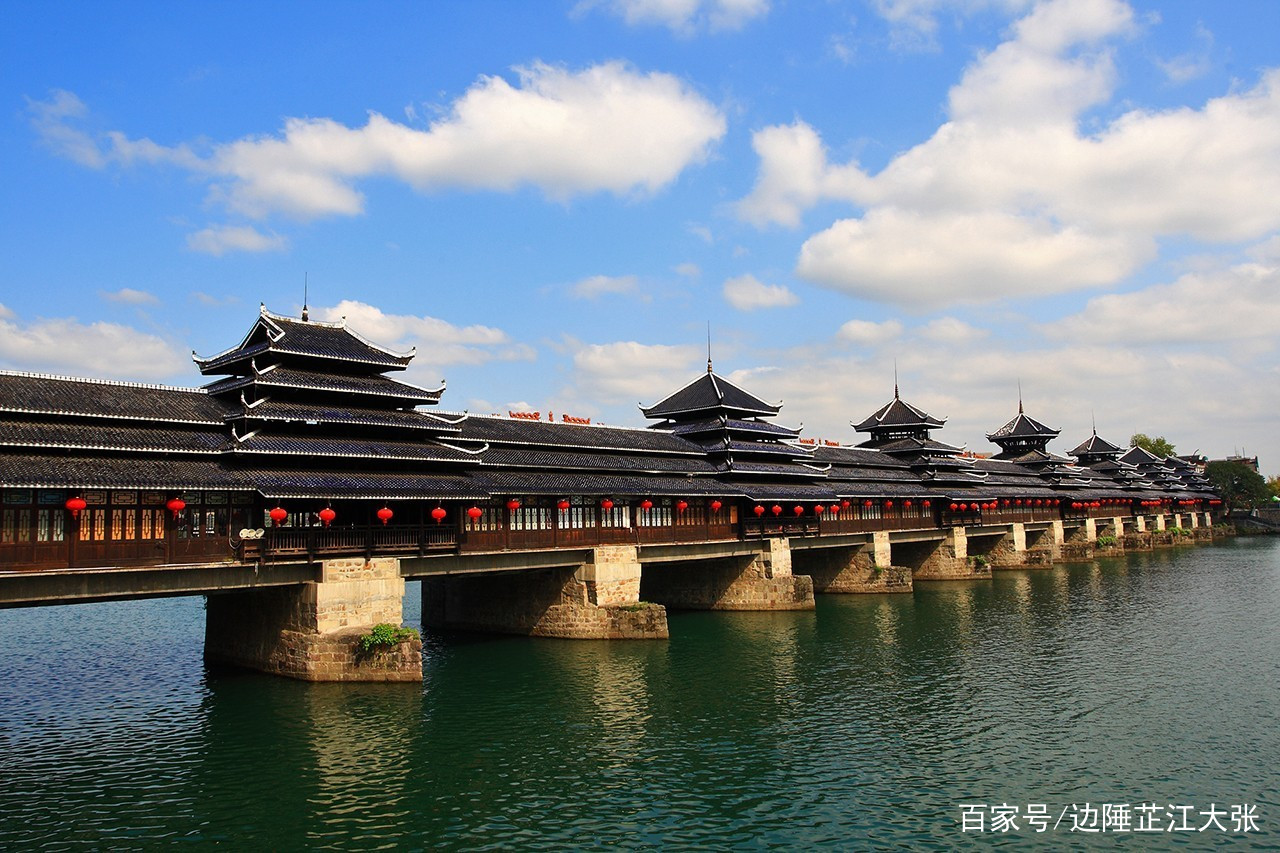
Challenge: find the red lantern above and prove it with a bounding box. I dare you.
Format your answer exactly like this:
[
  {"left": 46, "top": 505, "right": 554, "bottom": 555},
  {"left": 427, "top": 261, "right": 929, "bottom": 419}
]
[
  {"left": 864, "top": 500, "right": 873, "bottom": 507},
  {"left": 506, "top": 499, "right": 521, "bottom": 511},
  {"left": 65, "top": 496, "right": 87, "bottom": 519},
  {"left": 1003, "top": 499, "right": 1011, "bottom": 506},
  {"left": 377, "top": 506, "right": 394, "bottom": 525},
  {"left": 1035, "top": 499, "right": 1043, "bottom": 506},
  {"left": 922, "top": 500, "right": 931, "bottom": 508},
  {"left": 166, "top": 497, "right": 186, "bottom": 519},
  {"left": 710, "top": 500, "right": 722, "bottom": 513},
  {"left": 903, "top": 500, "right": 912, "bottom": 508},
  {"left": 601, "top": 499, "right": 614, "bottom": 511},
  {"left": 950, "top": 503, "right": 959, "bottom": 511},
  {"left": 959, "top": 503, "right": 968, "bottom": 512},
  {"left": 431, "top": 506, "right": 447, "bottom": 524},
  {"left": 467, "top": 506, "right": 483, "bottom": 520},
  {"left": 317, "top": 507, "right": 336, "bottom": 527},
  {"left": 793, "top": 505, "right": 804, "bottom": 516},
  {"left": 641, "top": 499, "right": 653, "bottom": 511},
  {"left": 885, "top": 500, "right": 894, "bottom": 509},
  {"left": 269, "top": 506, "right": 288, "bottom": 526},
  {"left": 676, "top": 500, "right": 688, "bottom": 514},
  {"left": 841, "top": 500, "right": 851, "bottom": 509},
  {"left": 814, "top": 505, "right": 825, "bottom": 515},
  {"left": 772, "top": 504, "right": 782, "bottom": 516},
  {"left": 754, "top": 505, "right": 765, "bottom": 517},
  {"left": 558, "top": 499, "right": 571, "bottom": 512}
]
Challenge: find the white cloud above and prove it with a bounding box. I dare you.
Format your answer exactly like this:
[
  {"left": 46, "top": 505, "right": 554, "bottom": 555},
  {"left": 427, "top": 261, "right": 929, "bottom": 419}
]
[
  {"left": 0, "top": 304, "right": 183, "bottom": 380},
  {"left": 101, "top": 287, "right": 159, "bottom": 305},
  {"left": 580, "top": 0, "right": 769, "bottom": 34},
  {"left": 571, "top": 340, "right": 702, "bottom": 402},
  {"left": 917, "top": 316, "right": 988, "bottom": 344},
  {"left": 191, "top": 292, "right": 239, "bottom": 307},
  {"left": 870, "top": 0, "right": 1032, "bottom": 51},
  {"left": 736, "top": 0, "right": 1280, "bottom": 310},
  {"left": 34, "top": 63, "right": 726, "bottom": 223},
  {"left": 569, "top": 274, "right": 640, "bottom": 300},
  {"left": 186, "top": 225, "right": 287, "bottom": 256},
  {"left": 675, "top": 262, "right": 701, "bottom": 278},
  {"left": 312, "top": 300, "right": 535, "bottom": 368},
  {"left": 837, "top": 318, "right": 903, "bottom": 347},
  {"left": 798, "top": 208, "right": 1149, "bottom": 307},
  {"left": 1046, "top": 256, "right": 1280, "bottom": 346},
  {"left": 722, "top": 274, "right": 799, "bottom": 310}
]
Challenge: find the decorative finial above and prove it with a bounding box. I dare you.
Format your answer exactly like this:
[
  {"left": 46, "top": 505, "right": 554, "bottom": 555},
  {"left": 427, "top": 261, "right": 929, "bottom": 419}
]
[
  {"left": 302, "top": 273, "right": 309, "bottom": 321},
  {"left": 706, "top": 322, "right": 713, "bottom": 374},
  {"left": 893, "top": 360, "right": 899, "bottom": 399},
  {"left": 1018, "top": 379, "right": 1023, "bottom": 415},
  {"left": 1091, "top": 410, "right": 1097, "bottom": 436}
]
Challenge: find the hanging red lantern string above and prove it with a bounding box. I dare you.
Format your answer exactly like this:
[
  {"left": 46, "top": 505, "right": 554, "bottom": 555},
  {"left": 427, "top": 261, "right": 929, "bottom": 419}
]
[
  {"left": 641, "top": 499, "right": 653, "bottom": 511},
  {"left": 922, "top": 500, "right": 931, "bottom": 508},
  {"left": 506, "top": 498, "right": 521, "bottom": 511},
  {"left": 710, "top": 500, "right": 722, "bottom": 513},
  {"left": 814, "top": 505, "right": 825, "bottom": 515},
  {"left": 317, "top": 507, "right": 336, "bottom": 527},
  {"left": 377, "top": 506, "right": 394, "bottom": 525},
  {"left": 676, "top": 500, "right": 688, "bottom": 514},
  {"left": 771, "top": 505, "right": 783, "bottom": 516},
  {"left": 166, "top": 497, "right": 186, "bottom": 519},
  {"left": 885, "top": 500, "right": 894, "bottom": 509},
  {"left": 431, "top": 506, "right": 447, "bottom": 524},
  {"left": 841, "top": 500, "right": 851, "bottom": 509},
  {"left": 467, "top": 506, "right": 483, "bottom": 520},
  {"left": 753, "top": 505, "right": 765, "bottom": 517},
  {"left": 65, "top": 496, "right": 87, "bottom": 520},
  {"left": 558, "top": 499, "right": 571, "bottom": 512},
  {"left": 950, "top": 503, "right": 959, "bottom": 511},
  {"left": 863, "top": 499, "right": 873, "bottom": 508},
  {"left": 601, "top": 499, "right": 614, "bottom": 511},
  {"left": 269, "top": 506, "right": 288, "bottom": 526},
  {"left": 793, "top": 505, "right": 804, "bottom": 516}
]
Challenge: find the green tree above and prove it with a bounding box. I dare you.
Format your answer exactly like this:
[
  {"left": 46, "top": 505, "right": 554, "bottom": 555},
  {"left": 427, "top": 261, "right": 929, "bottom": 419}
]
[
  {"left": 1205, "top": 461, "right": 1270, "bottom": 509},
  {"left": 1268, "top": 475, "right": 1280, "bottom": 501},
  {"left": 1130, "top": 433, "right": 1176, "bottom": 457}
]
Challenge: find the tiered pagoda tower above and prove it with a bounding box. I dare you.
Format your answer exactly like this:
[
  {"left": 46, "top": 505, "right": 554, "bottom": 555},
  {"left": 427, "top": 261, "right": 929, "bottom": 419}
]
[
  {"left": 193, "top": 306, "right": 481, "bottom": 505},
  {"left": 852, "top": 386, "right": 985, "bottom": 488}
]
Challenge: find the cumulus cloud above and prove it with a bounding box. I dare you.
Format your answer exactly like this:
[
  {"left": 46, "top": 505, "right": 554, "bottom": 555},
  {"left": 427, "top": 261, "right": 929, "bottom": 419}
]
[
  {"left": 569, "top": 274, "right": 640, "bottom": 299},
  {"left": 871, "top": 0, "right": 1033, "bottom": 52},
  {"left": 837, "top": 318, "right": 903, "bottom": 347},
  {"left": 101, "top": 287, "right": 159, "bottom": 305},
  {"left": 33, "top": 62, "right": 725, "bottom": 224},
  {"left": 186, "top": 225, "right": 288, "bottom": 256},
  {"left": 579, "top": 0, "right": 769, "bottom": 34},
  {"left": 0, "top": 303, "right": 183, "bottom": 380},
  {"left": 571, "top": 340, "right": 702, "bottom": 402},
  {"left": 722, "top": 274, "right": 799, "bottom": 310},
  {"left": 1046, "top": 256, "right": 1280, "bottom": 346},
  {"left": 797, "top": 208, "right": 1150, "bottom": 307},
  {"left": 312, "top": 300, "right": 535, "bottom": 368},
  {"left": 916, "top": 316, "right": 988, "bottom": 344},
  {"left": 736, "top": 0, "right": 1280, "bottom": 309}
]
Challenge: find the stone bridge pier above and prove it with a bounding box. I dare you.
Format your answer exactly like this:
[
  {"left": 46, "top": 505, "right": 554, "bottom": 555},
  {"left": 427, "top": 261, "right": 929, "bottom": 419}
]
[
  {"left": 639, "top": 538, "right": 815, "bottom": 611},
  {"left": 898, "top": 528, "right": 992, "bottom": 581},
  {"left": 205, "top": 556, "right": 422, "bottom": 682},
  {"left": 421, "top": 545, "right": 668, "bottom": 639},
  {"left": 792, "top": 538, "right": 912, "bottom": 594}
]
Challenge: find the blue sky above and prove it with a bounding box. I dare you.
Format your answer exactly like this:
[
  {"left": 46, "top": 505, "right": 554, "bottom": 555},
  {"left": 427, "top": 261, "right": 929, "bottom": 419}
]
[{"left": 3, "top": 0, "right": 1278, "bottom": 474}]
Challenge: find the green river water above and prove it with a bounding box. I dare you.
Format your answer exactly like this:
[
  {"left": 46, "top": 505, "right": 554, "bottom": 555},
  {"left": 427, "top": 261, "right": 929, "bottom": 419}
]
[{"left": 1, "top": 537, "right": 1277, "bottom": 849}]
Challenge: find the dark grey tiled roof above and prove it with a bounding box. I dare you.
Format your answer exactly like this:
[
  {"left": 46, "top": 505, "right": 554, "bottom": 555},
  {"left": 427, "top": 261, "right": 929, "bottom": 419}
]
[
  {"left": 473, "top": 471, "right": 732, "bottom": 497},
  {"left": 479, "top": 447, "right": 718, "bottom": 474},
  {"left": 204, "top": 368, "right": 442, "bottom": 404},
  {"left": 1069, "top": 432, "right": 1123, "bottom": 457},
  {"left": 739, "top": 483, "right": 841, "bottom": 501},
  {"left": 232, "top": 400, "right": 463, "bottom": 433},
  {"left": 987, "top": 410, "right": 1060, "bottom": 441},
  {"left": 245, "top": 471, "right": 484, "bottom": 501},
  {"left": 668, "top": 418, "right": 801, "bottom": 439},
  {"left": 458, "top": 416, "right": 706, "bottom": 456},
  {"left": 195, "top": 310, "right": 413, "bottom": 373},
  {"left": 0, "top": 372, "right": 227, "bottom": 424},
  {"left": 0, "top": 420, "right": 226, "bottom": 454},
  {"left": 641, "top": 372, "right": 781, "bottom": 419},
  {"left": 228, "top": 434, "right": 480, "bottom": 464},
  {"left": 0, "top": 454, "right": 245, "bottom": 489},
  {"left": 852, "top": 395, "right": 945, "bottom": 432}
]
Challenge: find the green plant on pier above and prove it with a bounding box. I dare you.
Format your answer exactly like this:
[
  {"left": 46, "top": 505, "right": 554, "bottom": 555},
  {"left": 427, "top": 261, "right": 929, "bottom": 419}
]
[
  {"left": 1096, "top": 535, "right": 1118, "bottom": 547},
  {"left": 972, "top": 555, "right": 989, "bottom": 569},
  {"left": 358, "top": 623, "right": 419, "bottom": 655}
]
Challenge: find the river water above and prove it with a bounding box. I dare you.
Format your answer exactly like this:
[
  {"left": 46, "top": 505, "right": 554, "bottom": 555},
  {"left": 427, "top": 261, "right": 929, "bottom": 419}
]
[{"left": 1, "top": 537, "right": 1277, "bottom": 849}]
